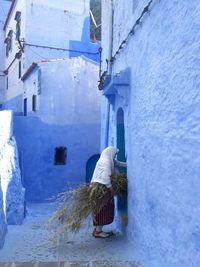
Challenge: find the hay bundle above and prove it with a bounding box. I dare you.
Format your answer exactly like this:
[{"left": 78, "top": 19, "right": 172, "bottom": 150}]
[{"left": 48, "top": 173, "right": 127, "bottom": 237}]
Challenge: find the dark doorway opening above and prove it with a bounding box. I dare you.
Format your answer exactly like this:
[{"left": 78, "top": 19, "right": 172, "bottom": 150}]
[
  {"left": 23, "top": 98, "right": 27, "bottom": 116},
  {"left": 86, "top": 154, "right": 100, "bottom": 184},
  {"left": 116, "top": 108, "right": 128, "bottom": 226}
]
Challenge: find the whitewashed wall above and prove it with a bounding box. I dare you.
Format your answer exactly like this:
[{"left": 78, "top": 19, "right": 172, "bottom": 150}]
[
  {"left": 101, "top": 1, "right": 200, "bottom": 266},
  {"left": 18, "top": 57, "right": 101, "bottom": 202},
  {"left": 3, "top": 0, "right": 92, "bottom": 111}
]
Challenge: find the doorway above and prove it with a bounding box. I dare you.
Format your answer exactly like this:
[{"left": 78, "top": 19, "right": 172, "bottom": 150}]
[
  {"left": 86, "top": 154, "right": 100, "bottom": 184},
  {"left": 23, "top": 98, "right": 27, "bottom": 116},
  {"left": 116, "top": 108, "right": 128, "bottom": 226}
]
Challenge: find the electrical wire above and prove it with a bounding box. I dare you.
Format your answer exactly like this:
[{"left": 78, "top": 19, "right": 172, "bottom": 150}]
[
  {"left": 0, "top": 4, "right": 100, "bottom": 74},
  {"left": 0, "top": 18, "right": 17, "bottom": 36},
  {"left": 25, "top": 42, "right": 99, "bottom": 55},
  {"left": 111, "top": 0, "right": 153, "bottom": 63},
  {"left": 98, "top": 0, "right": 156, "bottom": 89},
  {"left": 26, "top": 46, "right": 49, "bottom": 60}
]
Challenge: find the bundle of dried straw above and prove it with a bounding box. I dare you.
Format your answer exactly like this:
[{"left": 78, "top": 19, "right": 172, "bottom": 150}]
[{"left": 48, "top": 173, "right": 127, "bottom": 238}]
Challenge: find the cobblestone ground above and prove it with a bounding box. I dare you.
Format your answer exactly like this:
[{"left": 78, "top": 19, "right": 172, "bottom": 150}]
[
  {"left": 0, "top": 203, "right": 147, "bottom": 267},
  {"left": 0, "top": 263, "right": 139, "bottom": 267}
]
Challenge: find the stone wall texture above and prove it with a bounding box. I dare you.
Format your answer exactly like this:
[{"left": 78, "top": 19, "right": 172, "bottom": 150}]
[
  {"left": 101, "top": 0, "right": 200, "bottom": 266},
  {"left": 0, "top": 110, "right": 25, "bottom": 231},
  {"left": 0, "top": 184, "right": 6, "bottom": 249}
]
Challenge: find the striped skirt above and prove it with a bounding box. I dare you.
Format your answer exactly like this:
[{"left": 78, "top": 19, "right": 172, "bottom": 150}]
[{"left": 93, "top": 197, "right": 114, "bottom": 226}]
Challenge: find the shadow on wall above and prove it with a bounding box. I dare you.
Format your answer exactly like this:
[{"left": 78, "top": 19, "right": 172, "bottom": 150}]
[{"left": 13, "top": 115, "right": 100, "bottom": 203}]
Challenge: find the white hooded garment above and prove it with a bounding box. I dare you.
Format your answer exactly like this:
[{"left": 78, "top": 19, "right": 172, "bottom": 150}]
[{"left": 90, "top": 146, "right": 119, "bottom": 188}]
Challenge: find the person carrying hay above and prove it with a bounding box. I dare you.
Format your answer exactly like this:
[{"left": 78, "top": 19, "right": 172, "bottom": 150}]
[{"left": 90, "top": 146, "right": 127, "bottom": 238}]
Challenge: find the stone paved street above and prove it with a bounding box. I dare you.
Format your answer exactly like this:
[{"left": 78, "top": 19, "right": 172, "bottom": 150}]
[
  {"left": 0, "top": 262, "right": 139, "bottom": 267},
  {"left": 0, "top": 203, "right": 147, "bottom": 267}
]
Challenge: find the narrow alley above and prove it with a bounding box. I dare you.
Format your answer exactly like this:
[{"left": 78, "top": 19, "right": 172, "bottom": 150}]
[
  {"left": 0, "top": 203, "right": 144, "bottom": 266},
  {"left": 0, "top": 0, "right": 200, "bottom": 266}
]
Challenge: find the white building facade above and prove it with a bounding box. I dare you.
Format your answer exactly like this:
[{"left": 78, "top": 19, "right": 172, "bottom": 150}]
[
  {"left": 0, "top": 0, "right": 11, "bottom": 108},
  {"left": 15, "top": 57, "right": 101, "bottom": 202},
  {"left": 0, "top": 0, "right": 101, "bottom": 203},
  {"left": 2, "top": 0, "right": 99, "bottom": 112}
]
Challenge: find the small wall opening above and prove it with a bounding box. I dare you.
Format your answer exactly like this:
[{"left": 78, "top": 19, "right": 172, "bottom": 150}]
[
  {"left": 18, "top": 61, "right": 21, "bottom": 78},
  {"left": 54, "top": 147, "right": 67, "bottom": 165},
  {"left": 23, "top": 98, "right": 27, "bottom": 116},
  {"left": 116, "top": 107, "right": 128, "bottom": 227},
  {"left": 6, "top": 76, "right": 8, "bottom": 90},
  {"left": 32, "top": 95, "right": 37, "bottom": 112}
]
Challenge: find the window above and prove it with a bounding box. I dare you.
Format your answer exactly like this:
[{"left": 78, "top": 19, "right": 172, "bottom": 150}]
[
  {"left": 5, "top": 40, "right": 9, "bottom": 57},
  {"left": 15, "top": 11, "right": 21, "bottom": 40},
  {"left": 18, "top": 61, "right": 21, "bottom": 78},
  {"left": 32, "top": 95, "right": 37, "bottom": 111},
  {"left": 5, "top": 30, "right": 13, "bottom": 57},
  {"left": 54, "top": 147, "right": 67, "bottom": 165},
  {"left": 16, "top": 20, "right": 21, "bottom": 40},
  {"left": 24, "top": 98, "right": 27, "bottom": 116},
  {"left": 6, "top": 76, "right": 8, "bottom": 90},
  {"left": 37, "top": 69, "right": 41, "bottom": 95}
]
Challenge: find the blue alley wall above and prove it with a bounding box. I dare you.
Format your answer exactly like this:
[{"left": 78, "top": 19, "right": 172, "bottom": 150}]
[
  {"left": 101, "top": 1, "right": 200, "bottom": 266},
  {"left": 69, "top": 17, "right": 100, "bottom": 63},
  {"left": 0, "top": 187, "right": 6, "bottom": 249},
  {"left": 0, "top": 110, "right": 25, "bottom": 248},
  {"left": 14, "top": 116, "right": 100, "bottom": 202},
  {"left": 3, "top": 95, "right": 23, "bottom": 115},
  {"left": 13, "top": 58, "right": 101, "bottom": 202},
  {"left": 25, "top": 16, "right": 100, "bottom": 68}
]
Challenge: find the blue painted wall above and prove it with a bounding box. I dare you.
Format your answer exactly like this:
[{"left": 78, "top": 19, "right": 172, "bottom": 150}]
[
  {"left": 14, "top": 58, "right": 101, "bottom": 202},
  {"left": 0, "top": 110, "right": 25, "bottom": 248},
  {"left": 1, "top": 0, "right": 101, "bottom": 203},
  {"left": 0, "top": 186, "right": 7, "bottom": 249},
  {"left": 101, "top": 1, "right": 200, "bottom": 266},
  {"left": 69, "top": 40, "right": 100, "bottom": 63},
  {"left": 3, "top": 94, "right": 23, "bottom": 114},
  {"left": 69, "top": 17, "right": 100, "bottom": 63},
  {"left": 14, "top": 116, "right": 100, "bottom": 202},
  {"left": 24, "top": 3, "right": 100, "bottom": 67}
]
